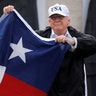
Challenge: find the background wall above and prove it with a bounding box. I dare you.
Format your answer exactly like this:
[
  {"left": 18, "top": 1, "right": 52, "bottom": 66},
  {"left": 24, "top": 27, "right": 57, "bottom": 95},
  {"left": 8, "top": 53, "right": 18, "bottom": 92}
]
[
  {"left": 82, "top": 0, "right": 90, "bottom": 32},
  {"left": 0, "top": 0, "right": 39, "bottom": 30}
]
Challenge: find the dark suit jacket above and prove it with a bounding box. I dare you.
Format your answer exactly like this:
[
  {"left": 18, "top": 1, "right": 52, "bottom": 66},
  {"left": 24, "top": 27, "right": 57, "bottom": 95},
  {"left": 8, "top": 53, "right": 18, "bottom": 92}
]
[{"left": 36, "top": 26, "right": 96, "bottom": 96}]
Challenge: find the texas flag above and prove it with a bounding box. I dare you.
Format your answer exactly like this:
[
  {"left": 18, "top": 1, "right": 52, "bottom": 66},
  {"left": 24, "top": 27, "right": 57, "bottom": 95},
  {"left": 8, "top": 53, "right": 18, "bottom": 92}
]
[{"left": 0, "top": 9, "right": 70, "bottom": 96}]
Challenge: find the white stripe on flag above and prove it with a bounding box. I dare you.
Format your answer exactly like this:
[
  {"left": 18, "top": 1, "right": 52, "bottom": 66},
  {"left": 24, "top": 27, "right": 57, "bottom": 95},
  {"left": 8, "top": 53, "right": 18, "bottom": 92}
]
[{"left": 0, "top": 65, "right": 6, "bottom": 83}]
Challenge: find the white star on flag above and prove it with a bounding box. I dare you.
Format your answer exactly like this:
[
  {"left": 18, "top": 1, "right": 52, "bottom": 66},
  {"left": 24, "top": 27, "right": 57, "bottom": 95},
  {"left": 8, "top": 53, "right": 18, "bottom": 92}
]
[{"left": 9, "top": 37, "right": 32, "bottom": 63}]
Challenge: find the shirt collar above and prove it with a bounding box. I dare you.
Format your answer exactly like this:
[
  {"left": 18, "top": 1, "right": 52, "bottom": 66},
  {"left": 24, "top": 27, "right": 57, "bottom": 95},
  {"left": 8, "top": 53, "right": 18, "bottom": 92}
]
[{"left": 50, "top": 29, "right": 71, "bottom": 38}]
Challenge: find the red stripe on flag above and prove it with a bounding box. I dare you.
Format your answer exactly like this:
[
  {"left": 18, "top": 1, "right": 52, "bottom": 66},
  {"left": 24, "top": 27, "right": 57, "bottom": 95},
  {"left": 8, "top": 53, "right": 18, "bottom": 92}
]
[{"left": 0, "top": 73, "right": 47, "bottom": 96}]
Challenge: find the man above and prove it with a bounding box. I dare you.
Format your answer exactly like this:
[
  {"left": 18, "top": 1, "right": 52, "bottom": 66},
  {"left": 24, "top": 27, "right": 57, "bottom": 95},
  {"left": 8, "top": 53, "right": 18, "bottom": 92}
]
[{"left": 3, "top": 4, "right": 96, "bottom": 96}]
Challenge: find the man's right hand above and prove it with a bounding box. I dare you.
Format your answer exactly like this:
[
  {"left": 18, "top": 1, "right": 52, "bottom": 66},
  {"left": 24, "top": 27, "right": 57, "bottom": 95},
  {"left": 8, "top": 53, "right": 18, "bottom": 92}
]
[{"left": 3, "top": 5, "right": 14, "bottom": 14}]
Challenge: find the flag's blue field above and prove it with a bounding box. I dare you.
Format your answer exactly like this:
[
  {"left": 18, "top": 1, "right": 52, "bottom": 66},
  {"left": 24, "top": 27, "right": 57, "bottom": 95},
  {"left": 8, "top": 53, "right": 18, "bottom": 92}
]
[{"left": 0, "top": 9, "right": 70, "bottom": 96}]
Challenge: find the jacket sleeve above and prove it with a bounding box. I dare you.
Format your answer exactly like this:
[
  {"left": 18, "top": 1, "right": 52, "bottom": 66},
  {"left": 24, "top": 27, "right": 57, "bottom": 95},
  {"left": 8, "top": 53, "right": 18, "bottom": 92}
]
[
  {"left": 75, "top": 31, "right": 96, "bottom": 58},
  {"left": 68, "top": 26, "right": 96, "bottom": 58}
]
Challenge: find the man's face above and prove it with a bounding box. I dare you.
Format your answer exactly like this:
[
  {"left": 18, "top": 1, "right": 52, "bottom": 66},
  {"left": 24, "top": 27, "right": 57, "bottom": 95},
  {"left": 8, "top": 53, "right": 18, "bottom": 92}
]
[{"left": 49, "top": 14, "right": 70, "bottom": 35}]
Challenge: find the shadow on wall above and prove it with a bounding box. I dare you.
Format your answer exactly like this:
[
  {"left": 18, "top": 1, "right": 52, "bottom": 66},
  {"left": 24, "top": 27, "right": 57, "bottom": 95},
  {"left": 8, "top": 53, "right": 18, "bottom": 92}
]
[{"left": 0, "top": 0, "right": 39, "bottom": 30}]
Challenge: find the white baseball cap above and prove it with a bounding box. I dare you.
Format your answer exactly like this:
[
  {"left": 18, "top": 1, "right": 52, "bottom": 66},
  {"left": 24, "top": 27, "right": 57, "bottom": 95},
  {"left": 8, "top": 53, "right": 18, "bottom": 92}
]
[{"left": 48, "top": 3, "right": 70, "bottom": 17}]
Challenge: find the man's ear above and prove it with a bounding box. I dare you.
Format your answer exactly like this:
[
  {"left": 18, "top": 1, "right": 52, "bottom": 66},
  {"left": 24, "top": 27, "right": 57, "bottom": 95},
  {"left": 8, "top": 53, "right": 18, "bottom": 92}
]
[
  {"left": 48, "top": 18, "right": 51, "bottom": 23},
  {"left": 68, "top": 17, "right": 71, "bottom": 26}
]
